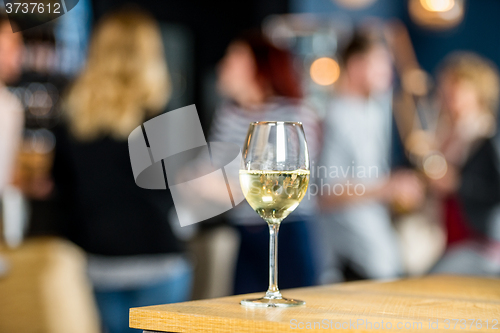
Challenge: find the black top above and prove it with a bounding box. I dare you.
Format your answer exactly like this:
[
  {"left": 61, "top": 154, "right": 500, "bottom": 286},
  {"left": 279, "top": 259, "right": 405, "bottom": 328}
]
[
  {"left": 459, "top": 137, "right": 500, "bottom": 238},
  {"left": 52, "top": 125, "right": 184, "bottom": 256}
]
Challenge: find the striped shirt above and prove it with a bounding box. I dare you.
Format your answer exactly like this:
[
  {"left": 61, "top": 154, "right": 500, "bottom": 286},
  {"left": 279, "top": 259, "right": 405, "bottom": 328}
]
[{"left": 209, "top": 97, "right": 321, "bottom": 225}]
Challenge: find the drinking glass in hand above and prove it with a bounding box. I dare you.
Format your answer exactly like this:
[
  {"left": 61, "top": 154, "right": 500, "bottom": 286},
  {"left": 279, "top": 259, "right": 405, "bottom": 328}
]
[{"left": 239, "top": 121, "right": 310, "bottom": 307}]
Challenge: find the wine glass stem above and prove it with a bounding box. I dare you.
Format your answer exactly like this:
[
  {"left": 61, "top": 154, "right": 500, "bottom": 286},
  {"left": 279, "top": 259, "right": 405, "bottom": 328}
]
[{"left": 266, "top": 223, "right": 281, "bottom": 297}]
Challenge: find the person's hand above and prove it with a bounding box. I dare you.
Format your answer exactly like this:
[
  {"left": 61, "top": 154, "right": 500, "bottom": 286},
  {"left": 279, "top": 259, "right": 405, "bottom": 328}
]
[
  {"left": 386, "top": 169, "right": 425, "bottom": 212},
  {"left": 427, "top": 164, "right": 459, "bottom": 197}
]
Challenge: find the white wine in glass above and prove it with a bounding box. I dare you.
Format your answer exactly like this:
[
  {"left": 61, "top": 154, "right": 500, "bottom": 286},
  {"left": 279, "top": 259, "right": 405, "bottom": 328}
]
[{"left": 239, "top": 121, "right": 310, "bottom": 307}]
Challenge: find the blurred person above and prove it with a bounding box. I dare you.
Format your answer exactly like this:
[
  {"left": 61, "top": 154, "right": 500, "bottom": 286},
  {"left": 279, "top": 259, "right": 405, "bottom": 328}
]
[
  {"left": 210, "top": 31, "right": 322, "bottom": 294},
  {"left": 429, "top": 52, "right": 500, "bottom": 275},
  {"left": 51, "top": 9, "right": 191, "bottom": 333},
  {"left": 318, "top": 31, "right": 423, "bottom": 282},
  {"left": 0, "top": 14, "right": 24, "bottom": 194}
]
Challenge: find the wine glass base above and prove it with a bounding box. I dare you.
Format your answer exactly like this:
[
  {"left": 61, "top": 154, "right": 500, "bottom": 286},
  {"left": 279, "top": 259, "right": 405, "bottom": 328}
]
[{"left": 240, "top": 296, "right": 305, "bottom": 308}]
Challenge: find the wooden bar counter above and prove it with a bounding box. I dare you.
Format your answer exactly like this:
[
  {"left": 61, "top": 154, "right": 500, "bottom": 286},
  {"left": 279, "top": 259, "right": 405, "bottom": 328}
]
[{"left": 130, "top": 275, "right": 500, "bottom": 332}]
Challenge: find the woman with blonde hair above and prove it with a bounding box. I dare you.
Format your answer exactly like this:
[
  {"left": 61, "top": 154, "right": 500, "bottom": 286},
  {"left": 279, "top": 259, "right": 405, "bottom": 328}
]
[
  {"left": 52, "top": 8, "right": 191, "bottom": 333},
  {"left": 429, "top": 52, "right": 500, "bottom": 276},
  {"left": 65, "top": 7, "right": 170, "bottom": 141}
]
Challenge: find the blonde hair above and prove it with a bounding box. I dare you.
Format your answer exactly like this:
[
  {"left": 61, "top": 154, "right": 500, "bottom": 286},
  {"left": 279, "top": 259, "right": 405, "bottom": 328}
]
[
  {"left": 65, "top": 8, "right": 170, "bottom": 141},
  {"left": 438, "top": 52, "right": 500, "bottom": 116}
]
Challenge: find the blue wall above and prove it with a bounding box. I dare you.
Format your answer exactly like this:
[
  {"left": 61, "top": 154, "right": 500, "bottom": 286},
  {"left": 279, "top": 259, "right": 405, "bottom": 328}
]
[{"left": 291, "top": 0, "right": 500, "bottom": 75}]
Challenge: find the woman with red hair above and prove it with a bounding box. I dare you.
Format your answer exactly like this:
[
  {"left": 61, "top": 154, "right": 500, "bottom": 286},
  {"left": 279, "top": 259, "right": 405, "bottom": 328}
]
[{"left": 210, "top": 31, "right": 321, "bottom": 294}]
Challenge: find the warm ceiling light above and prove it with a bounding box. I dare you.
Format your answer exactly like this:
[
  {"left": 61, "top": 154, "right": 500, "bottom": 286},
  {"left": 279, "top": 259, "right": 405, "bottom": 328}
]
[
  {"left": 310, "top": 57, "right": 340, "bottom": 86},
  {"left": 409, "top": 0, "right": 464, "bottom": 30},
  {"left": 420, "top": 0, "right": 455, "bottom": 12}
]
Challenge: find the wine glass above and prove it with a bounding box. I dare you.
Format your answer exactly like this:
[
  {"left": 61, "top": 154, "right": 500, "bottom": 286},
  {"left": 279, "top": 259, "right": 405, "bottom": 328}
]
[{"left": 239, "top": 121, "right": 310, "bottom": 307}]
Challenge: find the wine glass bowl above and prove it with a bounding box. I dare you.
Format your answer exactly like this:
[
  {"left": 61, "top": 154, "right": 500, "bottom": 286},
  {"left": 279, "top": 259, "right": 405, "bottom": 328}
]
[{"left": 239, "top": 121, "right": 310, "bottom": 307}]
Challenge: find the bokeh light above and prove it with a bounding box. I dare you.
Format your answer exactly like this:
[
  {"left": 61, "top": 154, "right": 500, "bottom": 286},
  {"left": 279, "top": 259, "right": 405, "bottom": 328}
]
[
  {"left": 409, "top": 0, "right": 464, "bottom": 32},
  {"left": 420, "top": 0, "right": 455, "bottom": 12},
  {"left": 405, "top": 130, "right": 434, "bottom": 159},
  {"left": 402, "top": 69, "right": 431, "bottom": 96},
  {"left": 310, "top": 57, "right": 340, "bottom": 86},
  {"left": 423, "top": 152, "right": 448, "bottom": 180}
]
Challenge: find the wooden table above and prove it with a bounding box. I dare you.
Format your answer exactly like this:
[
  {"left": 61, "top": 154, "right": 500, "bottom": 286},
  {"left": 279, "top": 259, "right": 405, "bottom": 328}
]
[{"left": 130, "top": 275, "right": 500, "bottom": 332}]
